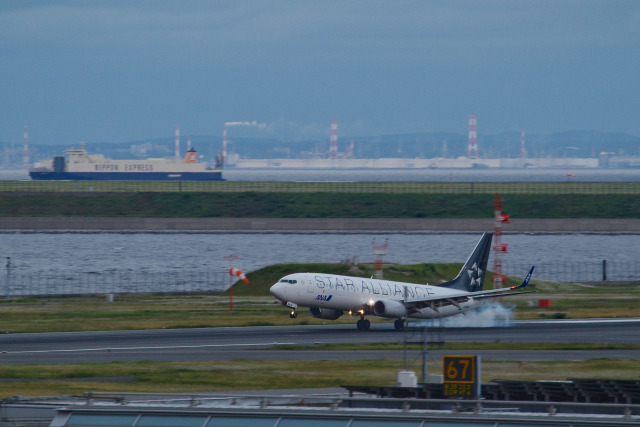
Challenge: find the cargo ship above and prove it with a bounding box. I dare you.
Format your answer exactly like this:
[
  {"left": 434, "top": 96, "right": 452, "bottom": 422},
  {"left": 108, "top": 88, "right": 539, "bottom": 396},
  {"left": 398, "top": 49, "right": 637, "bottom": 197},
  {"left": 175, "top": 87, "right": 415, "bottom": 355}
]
[{"left": 29, "top": 145, "right": 224, "bottom": 181}]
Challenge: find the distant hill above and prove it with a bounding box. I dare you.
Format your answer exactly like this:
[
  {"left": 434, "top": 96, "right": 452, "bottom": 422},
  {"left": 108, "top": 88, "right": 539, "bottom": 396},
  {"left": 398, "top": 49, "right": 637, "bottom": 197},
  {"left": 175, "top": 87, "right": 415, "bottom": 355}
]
[{"left": 3, "top": 130, "right": 640, "bottom": 168}]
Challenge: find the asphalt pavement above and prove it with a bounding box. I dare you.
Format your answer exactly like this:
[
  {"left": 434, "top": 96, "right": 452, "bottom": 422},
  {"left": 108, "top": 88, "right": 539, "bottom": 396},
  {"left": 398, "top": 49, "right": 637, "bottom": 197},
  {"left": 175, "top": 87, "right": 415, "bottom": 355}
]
[{"left": 0, "top": 319, "right": 638, "bottom": 364}]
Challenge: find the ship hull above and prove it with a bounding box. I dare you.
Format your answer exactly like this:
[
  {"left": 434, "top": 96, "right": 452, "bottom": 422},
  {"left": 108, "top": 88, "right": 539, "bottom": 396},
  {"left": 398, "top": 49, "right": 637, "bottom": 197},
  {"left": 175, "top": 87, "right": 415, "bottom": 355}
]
[{"left": 29, "top": 171, "right": 224, "bottom": 181}]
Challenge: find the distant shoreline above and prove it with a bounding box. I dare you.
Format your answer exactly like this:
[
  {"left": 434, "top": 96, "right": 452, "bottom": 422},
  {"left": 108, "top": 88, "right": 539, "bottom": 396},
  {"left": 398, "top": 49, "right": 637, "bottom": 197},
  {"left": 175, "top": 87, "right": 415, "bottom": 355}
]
[{"left": 1, "top": 217, "right": 639, "bottom": 233}]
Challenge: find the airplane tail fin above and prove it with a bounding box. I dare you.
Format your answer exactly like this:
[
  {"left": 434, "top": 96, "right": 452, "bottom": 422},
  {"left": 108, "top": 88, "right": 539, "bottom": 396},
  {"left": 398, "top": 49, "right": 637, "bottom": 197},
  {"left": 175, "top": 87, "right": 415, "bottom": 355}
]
[{"left": 439, "top": 232, "right": 493, "bottom": 293}]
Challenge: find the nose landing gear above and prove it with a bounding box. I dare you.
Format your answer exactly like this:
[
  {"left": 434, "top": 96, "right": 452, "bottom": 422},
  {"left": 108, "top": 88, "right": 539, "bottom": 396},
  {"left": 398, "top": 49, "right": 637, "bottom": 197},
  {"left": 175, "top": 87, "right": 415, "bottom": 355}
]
[
  {"left": 356, "top": 314, "right": 370, "bottom": 330},
  {"left": 286, "top": 301, "right": 298, "bottom": 319}
]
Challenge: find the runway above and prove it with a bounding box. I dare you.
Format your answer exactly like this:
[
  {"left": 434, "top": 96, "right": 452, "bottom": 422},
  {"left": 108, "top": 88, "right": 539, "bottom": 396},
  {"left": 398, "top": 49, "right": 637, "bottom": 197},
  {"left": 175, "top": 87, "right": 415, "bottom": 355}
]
[{"left": 0, "top": 319, "right": 638, "bottom": 364}]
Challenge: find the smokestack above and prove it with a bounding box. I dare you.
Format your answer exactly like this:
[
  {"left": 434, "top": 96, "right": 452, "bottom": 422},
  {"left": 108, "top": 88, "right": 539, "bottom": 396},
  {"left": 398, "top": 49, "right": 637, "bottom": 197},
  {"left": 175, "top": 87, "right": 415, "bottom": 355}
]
[
  {"left": 175, "top": 125, "right": 180, "bottom": 160},
  {"left": 467, "top": 114, "right": 478, "bottom": 159},
  {"left": 520, "top": 131, "right": 527, "bottom": 158},
  {"left": 329, "top": 118, "right": 338, "bottom": 159},
  {"left": 23, "top": 126, "right": 29, "bottom": 170},
  {"left": 221, "top": 121, "right": 265, "bottom": 165},
  {"left": 222, "top": 124, "right": 228, "bottom": 165},
  {"left": 345, "top": 139, "right": 355, "bottom": 159}
]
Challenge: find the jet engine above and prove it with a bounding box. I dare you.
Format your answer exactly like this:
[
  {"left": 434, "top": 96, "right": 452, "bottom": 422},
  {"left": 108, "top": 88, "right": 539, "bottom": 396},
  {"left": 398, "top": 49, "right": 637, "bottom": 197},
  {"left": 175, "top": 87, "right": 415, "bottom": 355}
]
[
  {"left": 309, "top": 306, "right": 344, "bottom": 320},
  {"left": 373, "top": 300, "right": 408, "bottom": 318}
]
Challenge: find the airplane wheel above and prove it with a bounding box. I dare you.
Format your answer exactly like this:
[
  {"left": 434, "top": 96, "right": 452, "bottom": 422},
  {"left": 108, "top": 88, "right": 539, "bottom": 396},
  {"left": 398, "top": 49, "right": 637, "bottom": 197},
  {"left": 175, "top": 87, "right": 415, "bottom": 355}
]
[
  {"left": 394, "top": 319, "right": 406, "bottom": 331},
  {"left": 357, "top": 319, "right": 369, "bottom": 330},
  {"left": 357, "top": 319, "right": 370, "bottom": 330},
  {"left": 290, "top": 311, "right": 297, "bottom": 319}
]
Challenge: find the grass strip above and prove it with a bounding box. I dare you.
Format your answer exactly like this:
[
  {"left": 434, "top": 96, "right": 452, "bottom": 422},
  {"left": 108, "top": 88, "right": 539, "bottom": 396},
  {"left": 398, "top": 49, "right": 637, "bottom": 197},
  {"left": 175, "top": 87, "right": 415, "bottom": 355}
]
[
  {"left": 1, "top": 358, "right": 639, "bottom": 398},
  {"left": 0, "top": 274, "right": 639, "bottom": 333},
  {"left": 2, "top": 192, "right": 640, "bottom": 218}
]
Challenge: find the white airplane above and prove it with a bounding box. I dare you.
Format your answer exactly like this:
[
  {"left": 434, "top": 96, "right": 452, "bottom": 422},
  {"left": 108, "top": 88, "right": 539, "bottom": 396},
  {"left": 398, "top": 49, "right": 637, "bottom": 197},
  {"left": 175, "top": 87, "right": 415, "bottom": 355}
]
[{"left": 270, "top": 233, "right": 534, "bottom": 330}]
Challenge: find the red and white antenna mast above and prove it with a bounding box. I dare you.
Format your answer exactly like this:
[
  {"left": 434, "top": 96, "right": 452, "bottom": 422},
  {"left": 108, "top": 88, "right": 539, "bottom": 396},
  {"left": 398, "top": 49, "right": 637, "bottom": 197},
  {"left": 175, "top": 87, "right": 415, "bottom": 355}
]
[
  {"left": 222, "top": 124, "right": 228, "bottom": 165},
  {"left": 23, "top": 126, "right": 30, "bottom": 170},
  {"left": 174, "top": 125, "right": 180, "bottom": 160},
  {"left": 520, "top": 131, "right": 527, "bottom": 158},
  {"left": 467, "top": 113, "right": 478, "bottom": 158},
  {"left": 372, "top": 238, "right": 388, "bottom": 280},
  {"left": 492, "top": 193, "right": 509, "bottom": 288},
  {"left": 329, "top": 118, "right": 338, "bottom": 159}
]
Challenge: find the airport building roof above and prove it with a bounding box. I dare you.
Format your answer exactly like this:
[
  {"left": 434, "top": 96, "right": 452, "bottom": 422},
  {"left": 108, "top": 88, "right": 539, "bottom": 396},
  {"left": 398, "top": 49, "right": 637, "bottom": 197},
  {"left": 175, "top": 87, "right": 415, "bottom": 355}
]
[{"left": 1, "top": 389, "right": 639, "bottom": 427}]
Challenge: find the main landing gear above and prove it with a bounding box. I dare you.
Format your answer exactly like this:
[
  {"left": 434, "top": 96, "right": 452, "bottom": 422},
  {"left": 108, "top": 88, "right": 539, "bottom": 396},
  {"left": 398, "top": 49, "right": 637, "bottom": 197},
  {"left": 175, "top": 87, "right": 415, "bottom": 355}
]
[
  {"left": 394, "top": 318, "right": 407, "bottom": 331},
  {"left": 356, "top": 314, "right": 370, "bottom": 331}
]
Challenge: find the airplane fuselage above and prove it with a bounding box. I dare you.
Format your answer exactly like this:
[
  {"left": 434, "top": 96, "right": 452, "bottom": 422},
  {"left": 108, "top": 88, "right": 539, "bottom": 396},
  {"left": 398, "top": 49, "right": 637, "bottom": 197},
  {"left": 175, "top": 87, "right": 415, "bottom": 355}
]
[
  {"left": 268, "top": 233, "right": 532, "bottom": 330},
  {"left": 270, "top": 272, "right": 482, "bottom": 319}
]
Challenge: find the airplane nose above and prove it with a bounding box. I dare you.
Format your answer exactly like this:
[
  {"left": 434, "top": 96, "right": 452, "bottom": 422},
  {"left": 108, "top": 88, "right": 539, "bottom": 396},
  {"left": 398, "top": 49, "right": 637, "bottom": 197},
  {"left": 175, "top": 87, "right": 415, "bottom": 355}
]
[{"left": 270, "top": 282, "right": 286, "bottom": 300}]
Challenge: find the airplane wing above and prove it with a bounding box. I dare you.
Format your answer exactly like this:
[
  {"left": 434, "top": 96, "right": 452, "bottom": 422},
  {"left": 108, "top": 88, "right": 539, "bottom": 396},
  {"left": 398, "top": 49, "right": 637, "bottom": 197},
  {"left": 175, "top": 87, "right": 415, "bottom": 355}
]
[{"left": 403, "top": 266, "right": 535, "bottom": 312}]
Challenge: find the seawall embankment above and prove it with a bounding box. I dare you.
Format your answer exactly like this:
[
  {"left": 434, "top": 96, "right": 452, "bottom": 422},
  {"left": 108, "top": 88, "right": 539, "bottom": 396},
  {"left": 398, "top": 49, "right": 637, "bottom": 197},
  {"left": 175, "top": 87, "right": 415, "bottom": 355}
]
[{"left": 1, "top": 217, "right": 639, "bottom": 233}]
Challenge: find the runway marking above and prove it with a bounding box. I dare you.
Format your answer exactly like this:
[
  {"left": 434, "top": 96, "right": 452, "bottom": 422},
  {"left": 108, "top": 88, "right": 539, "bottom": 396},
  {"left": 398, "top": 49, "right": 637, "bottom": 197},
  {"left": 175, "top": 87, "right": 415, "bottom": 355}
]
[
  {"left": 515, "top": 318, "right": 640, "bottom": 325},
  {"left": 1, "top": 342, "right": 296, "bottom": 355}
]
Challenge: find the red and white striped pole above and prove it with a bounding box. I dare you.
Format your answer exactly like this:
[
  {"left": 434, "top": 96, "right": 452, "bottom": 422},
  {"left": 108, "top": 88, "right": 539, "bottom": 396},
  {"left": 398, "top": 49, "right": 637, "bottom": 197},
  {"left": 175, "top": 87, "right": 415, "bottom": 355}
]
[
  {"left": 329, "top": 118, "right": 338, "bottom": 159},
  {"left": 492, "top": 193, "right": 509, "bottom": 288},
  {"left": 23, "top": 126, "right": 29, "bottom": 170}
]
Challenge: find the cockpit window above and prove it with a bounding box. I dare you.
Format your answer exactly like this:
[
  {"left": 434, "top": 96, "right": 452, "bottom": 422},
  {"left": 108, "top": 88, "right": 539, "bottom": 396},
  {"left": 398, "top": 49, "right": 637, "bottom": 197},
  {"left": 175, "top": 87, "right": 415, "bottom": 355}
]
[{"left": 279, "top": 279, "right": 297, "bottom": 284}]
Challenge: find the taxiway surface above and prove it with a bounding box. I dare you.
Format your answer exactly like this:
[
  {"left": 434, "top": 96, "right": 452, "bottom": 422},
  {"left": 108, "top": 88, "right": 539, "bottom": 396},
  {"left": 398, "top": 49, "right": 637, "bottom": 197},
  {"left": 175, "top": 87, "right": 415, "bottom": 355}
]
[{"left": 0, "top": 319, "right": 638, "bottom": 364}]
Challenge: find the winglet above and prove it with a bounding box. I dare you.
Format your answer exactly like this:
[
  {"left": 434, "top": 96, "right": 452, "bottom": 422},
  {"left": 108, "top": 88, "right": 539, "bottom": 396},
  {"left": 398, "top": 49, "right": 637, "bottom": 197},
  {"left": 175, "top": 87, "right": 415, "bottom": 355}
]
[{"left": 511, "top": 266, "right": 534, "bottom": 289}]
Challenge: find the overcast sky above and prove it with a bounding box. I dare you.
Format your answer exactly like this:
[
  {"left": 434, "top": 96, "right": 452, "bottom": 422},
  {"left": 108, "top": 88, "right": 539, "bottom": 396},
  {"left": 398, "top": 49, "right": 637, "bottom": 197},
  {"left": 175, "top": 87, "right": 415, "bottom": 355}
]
[{"left": 1, "top": 0, "right": 639, "bottom": 145}]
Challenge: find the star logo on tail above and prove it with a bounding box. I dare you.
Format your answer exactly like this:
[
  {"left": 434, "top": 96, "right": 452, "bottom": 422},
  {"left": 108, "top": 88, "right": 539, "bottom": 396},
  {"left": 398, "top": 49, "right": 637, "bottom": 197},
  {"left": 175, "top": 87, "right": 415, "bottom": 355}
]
[{"left": 466, "top": 262, "right": 483, "bottom": 291}]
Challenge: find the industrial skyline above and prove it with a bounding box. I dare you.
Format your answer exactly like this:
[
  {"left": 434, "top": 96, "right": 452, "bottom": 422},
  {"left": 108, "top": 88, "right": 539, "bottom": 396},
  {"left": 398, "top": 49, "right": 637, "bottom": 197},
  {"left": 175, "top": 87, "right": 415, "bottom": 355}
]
[{"left": 6, "top": 122, "right": 640, "bottom": 171}]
